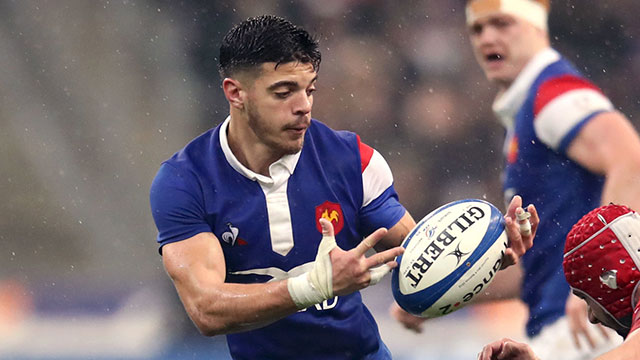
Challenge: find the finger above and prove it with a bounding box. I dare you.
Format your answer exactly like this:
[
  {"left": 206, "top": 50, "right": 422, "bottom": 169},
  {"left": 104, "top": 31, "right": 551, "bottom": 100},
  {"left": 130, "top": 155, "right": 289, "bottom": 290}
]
[
  {"left": 506, "top": 195, "right": 523, "bottom": 218},
  {"left": 500, "top": 248, "right": 517, "bottom": 269},
  {"left": 582, "top": 327, "right": 597, "bottom": 349},
  {"left": 501, "top": 341, "right": 521, "bottom": 358},
  {"left": 319, "top": 217, "right": 335, "bottom": 237},
  {"left": 354, "top": 227, "right": 388, "bottom": 256},
  {"left": 479, "top": 340, "right": 504, "bottom": 360},
  {"left": 318, "top": 218, "right": 338, "bottom": 254},
  {"left": 526, "top": 204, "right": 539, "bottom": 246},
  {"left": 505, "top": 216, "right": 526, "bottom": 257},
  {"left": 570, "top": 328, "right": 581, "bottom": 349},
  {"left": 516, "top": 207, "right": 531, "bottom": 236},
  {"left": 364, "top": 246, "right": 403, "bottom": 269},
  {"left": 597, "top": 323, "right": 610, "bottom": 340},
  {"left": 369, "top": 264, "right": 391, "bottom": 285}
]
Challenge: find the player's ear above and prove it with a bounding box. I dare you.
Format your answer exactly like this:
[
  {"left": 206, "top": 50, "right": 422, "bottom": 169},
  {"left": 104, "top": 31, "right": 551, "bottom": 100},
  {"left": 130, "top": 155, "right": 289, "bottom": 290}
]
[{"left": 222, "top": 77, "right": 245, "bottom": 110}]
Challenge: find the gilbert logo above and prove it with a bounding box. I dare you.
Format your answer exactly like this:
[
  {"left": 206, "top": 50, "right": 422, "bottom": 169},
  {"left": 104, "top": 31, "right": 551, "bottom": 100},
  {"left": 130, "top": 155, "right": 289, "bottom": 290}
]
[
  {"left": 315, "top": 201, "right": 344, "bottom": 235},
  {"left": 221, "top": 223, "right": 247, "bottom": 246}
]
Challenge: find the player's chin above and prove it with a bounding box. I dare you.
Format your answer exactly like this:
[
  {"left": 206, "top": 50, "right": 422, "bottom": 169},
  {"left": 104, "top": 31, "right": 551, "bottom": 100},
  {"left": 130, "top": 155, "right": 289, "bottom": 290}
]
[{"left": 280, "top": 139, "right": 304, "bottom": 155}]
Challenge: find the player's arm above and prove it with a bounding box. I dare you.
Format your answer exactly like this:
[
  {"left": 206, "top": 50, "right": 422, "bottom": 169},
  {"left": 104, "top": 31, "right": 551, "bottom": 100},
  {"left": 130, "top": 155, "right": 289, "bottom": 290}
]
[
  {"left": 162, "top": 231, "right": 297, "bottom": 336},
  {"left": 595, "top": 331, "right": 640, "bottom": 360},
  {"left": 567, "top": 110, "right": 640, "bottom": 210},
  {"left": 162, "top": 220, "right": 403, "bottom": 336},
  {"left": 374, "top": 211, "right": 416, "bottom": 251}
]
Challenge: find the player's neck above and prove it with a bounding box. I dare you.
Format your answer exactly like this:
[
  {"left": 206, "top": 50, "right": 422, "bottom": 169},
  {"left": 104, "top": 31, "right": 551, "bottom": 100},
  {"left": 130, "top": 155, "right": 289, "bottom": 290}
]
[{"left": 227, "top": 115, "right": 281, "bottom": 177}]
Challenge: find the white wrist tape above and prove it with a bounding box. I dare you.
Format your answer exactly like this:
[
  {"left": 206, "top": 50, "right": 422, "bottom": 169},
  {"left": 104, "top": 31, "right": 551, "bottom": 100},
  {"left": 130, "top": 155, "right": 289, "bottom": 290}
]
[
  {"left": 517, "top": 210, "right": 532, "bottom": 236},
  {"left": 287, "top": 231, "right": 337, "bottom": 309}
]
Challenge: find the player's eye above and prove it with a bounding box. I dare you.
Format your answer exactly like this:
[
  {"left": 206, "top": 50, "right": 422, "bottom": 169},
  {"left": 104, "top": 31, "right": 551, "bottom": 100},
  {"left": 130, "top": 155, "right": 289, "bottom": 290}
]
[
  {"left": 275, "top": 91, "right": 291, "bottom": 99},
  {"left": 470, "top": 24, "right": 483, "bottom": 35},
  {"left": 493, "top": 18, "right": 513, "bottom": 28}
]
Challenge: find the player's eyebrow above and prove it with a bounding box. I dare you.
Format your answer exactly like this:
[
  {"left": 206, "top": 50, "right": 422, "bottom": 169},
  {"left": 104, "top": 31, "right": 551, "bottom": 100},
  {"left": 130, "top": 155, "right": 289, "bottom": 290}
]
[{"left": 267, "top": 76, "right": 318, "bottom": 91}]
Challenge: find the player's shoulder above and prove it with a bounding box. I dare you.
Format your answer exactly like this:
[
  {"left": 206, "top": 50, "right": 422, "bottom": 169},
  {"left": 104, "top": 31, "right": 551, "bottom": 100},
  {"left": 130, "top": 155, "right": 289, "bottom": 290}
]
[
  {"left": 307, "top": 119, "right": 375, "bottom": 172},
  {"left": 536, "top": 56, "right": 600, "bottom": 93},
  {"left": 306, "top": 119, "right": 360, "bottom": 154},
  {"left": 164, "top": 126, "right": 219, "bottom": 171},
  {"left": 533, "top": 58, "right": 606, "bottom": 114},
  {"left": 308, "top": 119, "right": 357, "bottom": 143}
]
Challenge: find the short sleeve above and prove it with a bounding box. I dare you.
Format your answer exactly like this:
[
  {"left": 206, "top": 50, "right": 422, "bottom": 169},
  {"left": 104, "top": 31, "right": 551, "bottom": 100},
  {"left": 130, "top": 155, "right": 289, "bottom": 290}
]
[
  {"left": 149, "top": 163, "right": 212, "bottom": 253},
  {"left": 357, "top": 137, "right": 406, "bottom": 235},
  {"left": 533, "top": 75, "right": 614, "bottom": 153}
]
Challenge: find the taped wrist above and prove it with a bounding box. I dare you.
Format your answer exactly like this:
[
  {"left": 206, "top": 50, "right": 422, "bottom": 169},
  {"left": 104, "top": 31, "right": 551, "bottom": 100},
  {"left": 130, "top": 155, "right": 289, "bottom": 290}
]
[{"left": 287, "top": 232, "right": 337, "bottom": 309}]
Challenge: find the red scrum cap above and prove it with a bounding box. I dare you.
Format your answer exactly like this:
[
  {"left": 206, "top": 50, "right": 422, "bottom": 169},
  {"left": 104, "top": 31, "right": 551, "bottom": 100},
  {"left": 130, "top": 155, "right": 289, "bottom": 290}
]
[
  {"left": 466, "top": 0, "right": 550, "bottom": 31},
  {"left": 563, "top": 204, "right": 640, "bottom": 327}
]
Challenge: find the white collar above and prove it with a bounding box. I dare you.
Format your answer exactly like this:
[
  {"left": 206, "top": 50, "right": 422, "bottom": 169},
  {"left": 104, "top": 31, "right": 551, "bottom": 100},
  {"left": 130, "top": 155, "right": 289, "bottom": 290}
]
[
  {"left": 218, "top": 116, "right": 301, "bottom": 185},
  {"left": 492, "top": 48, "right": 561, "bottom": 128}
]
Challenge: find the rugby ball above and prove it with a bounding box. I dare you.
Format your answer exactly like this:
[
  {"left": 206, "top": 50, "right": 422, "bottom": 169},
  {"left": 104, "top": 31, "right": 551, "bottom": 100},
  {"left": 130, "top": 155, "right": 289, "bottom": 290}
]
[{"left": 392, "top": 199, "right": 508, "bottom": 318}]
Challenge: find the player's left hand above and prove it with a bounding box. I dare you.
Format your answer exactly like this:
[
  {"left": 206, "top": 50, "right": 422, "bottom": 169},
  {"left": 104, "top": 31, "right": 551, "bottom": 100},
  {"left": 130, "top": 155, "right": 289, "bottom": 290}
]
[
  {"left": 500, "top": 195, "right": 538, "bottom": 270},
  {"left": 566, "top": 293, "right": 610, "bottom": 349},
  {"left": 389, "top": 302, "right": 426, "bottom": 333},
  {"left": 477, "top": 338, "right": 540, "bottom": 360}
]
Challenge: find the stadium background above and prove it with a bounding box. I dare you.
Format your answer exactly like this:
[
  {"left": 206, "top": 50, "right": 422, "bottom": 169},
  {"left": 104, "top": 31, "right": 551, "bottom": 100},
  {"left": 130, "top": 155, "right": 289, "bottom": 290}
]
[{"left": 1, "top": 0, "right": 638, "bottom": 358}]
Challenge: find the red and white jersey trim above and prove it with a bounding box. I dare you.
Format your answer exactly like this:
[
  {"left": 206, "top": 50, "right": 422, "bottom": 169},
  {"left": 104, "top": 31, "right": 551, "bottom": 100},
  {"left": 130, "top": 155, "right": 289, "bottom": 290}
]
[
  {"left": 358, "top": 137, "right": 394, "bottom": 208},
  {"left": 534, "top": 76, "right": 614, "bottom": 150}
]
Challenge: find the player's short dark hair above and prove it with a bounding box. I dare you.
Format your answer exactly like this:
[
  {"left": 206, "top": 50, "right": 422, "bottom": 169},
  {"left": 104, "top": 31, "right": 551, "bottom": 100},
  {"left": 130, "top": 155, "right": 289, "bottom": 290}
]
[{"left": 218, "top": 15, "right": 321, "bottom": 78}]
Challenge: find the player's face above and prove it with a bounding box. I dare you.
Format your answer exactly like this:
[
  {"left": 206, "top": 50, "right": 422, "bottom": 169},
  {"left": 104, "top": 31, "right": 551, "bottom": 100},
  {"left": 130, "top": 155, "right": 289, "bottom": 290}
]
[
  {"left": 244, "top": 62, "right": 317, "bottom": 156},
  {"left": 468, "top": 14, "right": 543, "bottom": 88},
  {"left": 573, "top": 290, "right": 629, "bottom": 338}
]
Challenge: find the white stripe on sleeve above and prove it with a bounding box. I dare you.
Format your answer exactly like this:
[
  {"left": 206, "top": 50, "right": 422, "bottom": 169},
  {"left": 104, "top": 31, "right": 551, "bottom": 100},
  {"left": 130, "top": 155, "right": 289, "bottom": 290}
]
[
  {"left": 534, "top": 89, "right": 613, "bottom": 150},
  {"left": 362, "top": 149, "right": 394, "bottom": 207}
]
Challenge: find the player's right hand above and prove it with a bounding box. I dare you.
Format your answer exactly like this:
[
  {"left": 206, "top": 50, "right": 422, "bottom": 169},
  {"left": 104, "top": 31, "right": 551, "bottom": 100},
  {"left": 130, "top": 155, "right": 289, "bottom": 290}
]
[
  {"left": 327, "top": 218, "right": 404, "bottom": 296},
  {"left": 477, "top": 338, "right": 540, "bottom": 360},
  {"left": 287, "top": 218, "right": 403, "bottom": 309}
]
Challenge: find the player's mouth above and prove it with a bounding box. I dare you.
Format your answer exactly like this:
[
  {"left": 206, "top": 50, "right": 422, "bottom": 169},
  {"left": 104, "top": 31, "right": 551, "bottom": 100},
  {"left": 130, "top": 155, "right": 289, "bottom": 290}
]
[
  {"left": 484, "top": 52, "right": 505, "bottom": 69},
  {"left": 284, "top": 122, "right": 309, "bottom": 137}
]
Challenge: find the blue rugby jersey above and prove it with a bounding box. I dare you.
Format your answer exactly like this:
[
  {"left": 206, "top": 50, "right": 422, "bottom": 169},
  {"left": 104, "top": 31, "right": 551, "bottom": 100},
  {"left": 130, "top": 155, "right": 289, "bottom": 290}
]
[
  {"left": 150, "top": 117, "right": 406, "bottom": 359},
  {"left": 493, "top": 48, "right": 613, "bottom": 336}
]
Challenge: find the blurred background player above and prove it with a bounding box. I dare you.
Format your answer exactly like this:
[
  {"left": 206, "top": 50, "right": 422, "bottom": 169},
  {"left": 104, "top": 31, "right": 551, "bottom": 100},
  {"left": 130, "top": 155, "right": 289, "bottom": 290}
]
[
  {"left": 393, "top": 0, "right": 640, "bottom": 358},
  {"left": 149, "top": 14, "right": 536, "bottom": 359},
  {"left": 479, "top": 204, "right": 640, "bottom": 360},
  {"left": 464, "top": 0, "right": 640, "bottom": 358}
]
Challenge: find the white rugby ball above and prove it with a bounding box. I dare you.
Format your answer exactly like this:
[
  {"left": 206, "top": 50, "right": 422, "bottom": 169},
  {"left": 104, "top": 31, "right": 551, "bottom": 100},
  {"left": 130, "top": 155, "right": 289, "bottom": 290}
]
[{"left": 392, "top": 199, "right": 508, "bottom": 318}]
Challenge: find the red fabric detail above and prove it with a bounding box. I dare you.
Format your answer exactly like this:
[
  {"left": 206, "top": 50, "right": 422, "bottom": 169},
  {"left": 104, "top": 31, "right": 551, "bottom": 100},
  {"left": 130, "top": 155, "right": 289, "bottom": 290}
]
[
  {"left": 630, "top": 300, "right": 640, "bottom": 335},
  {"left": 563, "top": 204, "right": 638, "bottom": 320},
  {"left": 534, "top": 75, "right": 603, "bottom": 116},
  {"left": 237, "top": 238, "right": 248, "bottom": 246},
  {"left": 357, "top": 135, "right": 374, "bottom": 173}
]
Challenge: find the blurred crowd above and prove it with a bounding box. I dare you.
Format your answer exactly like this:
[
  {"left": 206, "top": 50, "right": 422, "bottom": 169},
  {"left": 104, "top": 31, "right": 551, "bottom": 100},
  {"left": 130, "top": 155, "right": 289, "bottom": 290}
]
[{"left": 1, "top": 0, "right": 639, "bottom": 358}]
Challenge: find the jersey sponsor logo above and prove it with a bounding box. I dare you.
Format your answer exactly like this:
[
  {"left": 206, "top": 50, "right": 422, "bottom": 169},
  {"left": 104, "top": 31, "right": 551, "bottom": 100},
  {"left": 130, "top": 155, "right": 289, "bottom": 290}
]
[
  {"left": 221, "top": 222, "right": 247, "bottom": 246},
  {"left": 315, "top": 201, "right": 344, "bottom": 235}
]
